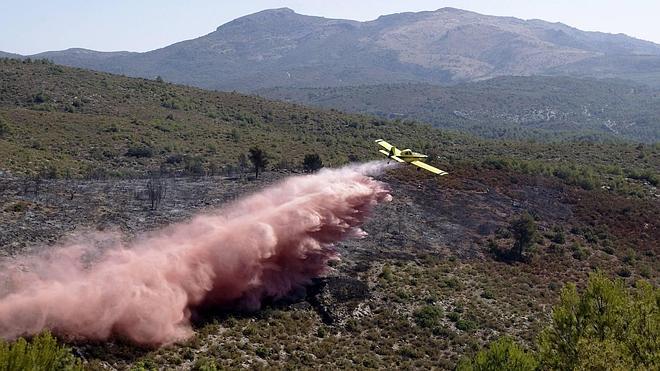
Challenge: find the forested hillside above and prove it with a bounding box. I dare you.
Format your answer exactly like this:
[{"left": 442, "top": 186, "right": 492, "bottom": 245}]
[
  {"left": 259, "top": 76, "right": 660, "bottom": 142},
  {"left": 1, "top": 59, "right": 657, "bottom": 195}
]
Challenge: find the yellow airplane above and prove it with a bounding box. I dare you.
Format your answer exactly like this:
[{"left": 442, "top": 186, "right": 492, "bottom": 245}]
[{"left": 375, "top": 139, "right": 448, "bottom": 176}]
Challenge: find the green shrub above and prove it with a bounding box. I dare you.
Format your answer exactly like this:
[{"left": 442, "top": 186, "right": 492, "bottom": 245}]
[
  {"left": 302, "top": 153, "right": 323, "bottom": 172},
  {"left": 0, "top": 118, "right": 9, "bottom": 138},
  {"left": 0, "top": 331, "right": 83, "bottom": 371},
  {"left": 191, "top": 357, "right": 218, "bottom": 371},
  {"left": 582, "top": 228, "right": 598, "bottom": 244},
  {"left": 456, "top": 337, "right": 537, "bottom": 371},
  {"left": 550, "top": 226, "right": 565, "bottom": 244},
  {"left": 4, "top": 201, "right": 29, "bottom": 213},
  {"left": 456, "top": 319, "right": 477, "bottom": 332},
  {"left": 379, "top": 264, "right": 393, "bottom": 282},
  {"left": 571, "top": 243, "right": 588, "bottom": 260},
  {"left": 38, "top": 165, "right": 58, "bottom": 179},
  {"left": 601, "top": 245, "right": 615, "bottom": 255},
  {"left": 130, "top": 358, "right": 158, "bottom": 371},
  {"left": 126, "top": 146, "right": 153, "bottom": 158},
  {"left": 626, "top": 169, "right": 659, "bottom": 186},
  {"left": 447, "top": 312, "right": 460, "bottom": 322},
  {"left": 621, "top": 249, "right": 636, "bottom": 264},
  {"left": 480, "top": 290, "right": 495, "bottom": 300},
  {"left": 398, "top": 346, "right": 420, "bottom": 359},
  {"left": 161, "top": 99, "right": 181, "bottom": 110},
  {"left": 495, "top": 227, "right": 512, "bottom": 239},
  {"left": 165, "top": 153, "right": 184, "bottom": 164},
  {"left": 617, "top": 267, "right": 632, "bottom": 277},
  {"left": 255, "top": 346, "right": 271, "bottom": 358},
  {"left": 183, "top": 156, "right": 205, "bottom": 175},
  {"left": 32, "top": 92, "right": 50, "bottom": 104},
  {"left": 538, "top": 273, "right": 659, "bottom": 370},
  {"left": 443, "top": 278, "right": 461, "bottom": 289},
  {"left": 414, "top": 305, "right": 444, "bottom": 329}
]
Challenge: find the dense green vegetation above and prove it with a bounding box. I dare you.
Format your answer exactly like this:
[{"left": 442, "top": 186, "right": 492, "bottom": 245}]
[
  {"left": 258, "top": 77, "right": 660, "bottom": 142},
  {"left": 459, "top": 273, "right": 659, "bottom": 371},
  {"left": 538, "top": 274, "right": 658, "bottom": 370},
  {"left": 0, "top": 332, "right": 82, "bottom": 371},
  {"left": 457, "top": 337, "right": 537, "bottom": 371}
]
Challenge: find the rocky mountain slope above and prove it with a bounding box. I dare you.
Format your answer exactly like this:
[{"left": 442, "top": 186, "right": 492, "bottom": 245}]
[{"left": 5, "top": 7, "right": 660, "bottom": 90}]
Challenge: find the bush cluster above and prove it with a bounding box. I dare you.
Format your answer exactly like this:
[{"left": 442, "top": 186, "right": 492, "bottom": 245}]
[
  {"left": 0, "top": 332, "right": 82, "bottom": 371},
  {"left": 459, "top": 273, "right": 659, "bottom": 370},
  {"left": 125, "top": 146, "right": 154, "bottom": 158}
]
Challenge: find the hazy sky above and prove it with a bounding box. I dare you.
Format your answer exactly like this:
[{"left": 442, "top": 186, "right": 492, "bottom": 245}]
[{"left": 2, "top": 0, "right": 659, "bottom": 55}]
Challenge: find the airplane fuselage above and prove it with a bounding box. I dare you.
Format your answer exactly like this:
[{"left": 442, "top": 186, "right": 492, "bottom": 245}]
[{"left": 390, "top": 148, "right": 427, "bottom": 162}]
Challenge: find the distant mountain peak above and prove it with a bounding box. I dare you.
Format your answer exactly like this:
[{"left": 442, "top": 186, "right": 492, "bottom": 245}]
[
  {"left": 217, "top": 7, "right": 305, "bottom": 30},
  {"left": 267, "top": 7, "right": 295, "bottom": 14},
  {"left": 14, "top": 7, "right": 660, "bottom": 91},
  {"left": 247, "top": 7, "right": 297, "bottom": 17},
  {"left": 434, "top": 7, "right": 473, "bottom": 13},
  {"left": 62, "top": 48, "right": 101, "bottom": 53}
]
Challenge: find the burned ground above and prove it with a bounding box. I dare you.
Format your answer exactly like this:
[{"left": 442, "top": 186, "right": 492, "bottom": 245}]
[{"left": 1, "top": 164, "right": 656, "bottom": 369}]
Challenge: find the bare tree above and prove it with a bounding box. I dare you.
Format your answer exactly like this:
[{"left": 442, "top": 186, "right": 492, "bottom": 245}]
[
  {"left": 27, "top": 173, "right": 44, "bottom": 199},
  {"left": 237, "top": 154, "right": 249, "bottom": 177},
  {"left": 146, "top": 175, "right": 167, "bottom": 210}
]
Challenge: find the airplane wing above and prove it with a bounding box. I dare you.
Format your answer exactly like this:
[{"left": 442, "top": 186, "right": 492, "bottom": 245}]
[
  {"left": 375, "top": 139, "right": 401, "bottom": 156},
  {"left": 411, "top": 161, "right": 448, "bottom": 176}
]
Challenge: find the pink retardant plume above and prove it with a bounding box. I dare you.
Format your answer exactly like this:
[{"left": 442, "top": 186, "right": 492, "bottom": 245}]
[{"left": 0, "top": 162, "right": 392, "bottom": 346}]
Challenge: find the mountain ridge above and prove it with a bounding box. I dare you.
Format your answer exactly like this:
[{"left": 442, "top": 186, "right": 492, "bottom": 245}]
[{"left": 3, "top": 7, "right": 660, "bottom": 89}]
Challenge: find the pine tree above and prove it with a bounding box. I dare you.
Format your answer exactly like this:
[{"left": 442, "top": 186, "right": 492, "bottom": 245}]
[
  {"left": 509, "top": 212, "right": 537, "bottom": 260},
  {"left": 302, "top": 153, "right": 323, "bottom": 173},
  {"left": 248, "top": 148, "right": 268, "bottom": 179}
]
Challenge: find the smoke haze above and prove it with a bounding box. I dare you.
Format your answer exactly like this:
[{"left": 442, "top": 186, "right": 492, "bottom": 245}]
[{"left": 0, "top": 162, "right": 392, "bottom": 346}]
